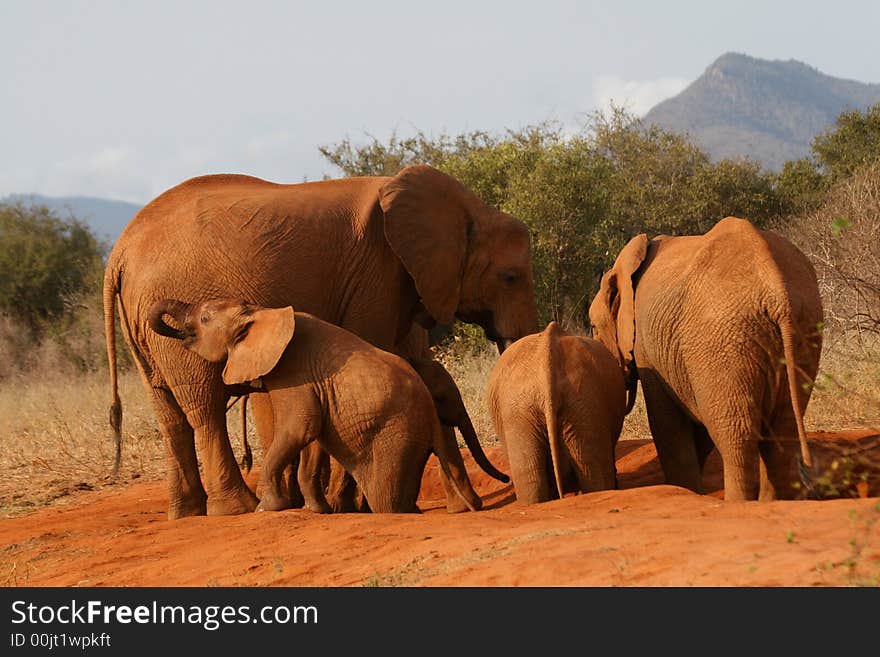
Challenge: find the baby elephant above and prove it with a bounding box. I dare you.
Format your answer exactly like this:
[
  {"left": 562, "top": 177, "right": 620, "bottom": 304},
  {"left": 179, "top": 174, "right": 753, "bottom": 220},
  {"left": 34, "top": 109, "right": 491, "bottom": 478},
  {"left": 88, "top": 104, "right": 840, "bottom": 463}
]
[
  {"left": 148, "top": 298, "right": 483, "bottom": 513},
  {"left": 487, "top": 322, "right": 626, "bottom": 505}
]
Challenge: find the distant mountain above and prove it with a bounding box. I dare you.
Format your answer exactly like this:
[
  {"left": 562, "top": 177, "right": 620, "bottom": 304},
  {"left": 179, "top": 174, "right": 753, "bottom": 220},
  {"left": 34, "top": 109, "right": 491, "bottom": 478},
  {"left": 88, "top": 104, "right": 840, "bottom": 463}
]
[
  {"left": 1, "top": 193, "right": 141, "bottom": 243},
  {"left": 643, "top": 53, "right": 880, "bottom": 170}
]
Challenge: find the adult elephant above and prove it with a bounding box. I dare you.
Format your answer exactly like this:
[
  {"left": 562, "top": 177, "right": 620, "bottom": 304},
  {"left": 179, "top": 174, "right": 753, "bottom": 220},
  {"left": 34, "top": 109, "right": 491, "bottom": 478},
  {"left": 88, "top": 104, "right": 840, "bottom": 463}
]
[
  {"left": 588, "top": 217, "right": 823, "bottom": 501},
  {"left": 104, "top": 165, "right": 538, "bottom": 518}
]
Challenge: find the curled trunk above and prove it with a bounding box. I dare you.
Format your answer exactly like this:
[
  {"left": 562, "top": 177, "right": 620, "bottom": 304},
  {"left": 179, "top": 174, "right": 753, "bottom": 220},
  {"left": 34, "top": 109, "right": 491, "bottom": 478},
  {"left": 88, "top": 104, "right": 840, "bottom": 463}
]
[{"left": 147, "top": 299, "right": 192, "bottom": 340}]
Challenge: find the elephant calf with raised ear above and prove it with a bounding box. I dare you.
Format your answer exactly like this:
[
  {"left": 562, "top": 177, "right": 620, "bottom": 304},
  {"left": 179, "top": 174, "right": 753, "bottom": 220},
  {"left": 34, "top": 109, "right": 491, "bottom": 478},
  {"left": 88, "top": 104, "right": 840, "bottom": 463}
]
[
  {"left": 487, "top": 322, "right": 627, "bottom": 505},
  {"left": 148, "top": 298, "right": 483, "bottom": 513}
]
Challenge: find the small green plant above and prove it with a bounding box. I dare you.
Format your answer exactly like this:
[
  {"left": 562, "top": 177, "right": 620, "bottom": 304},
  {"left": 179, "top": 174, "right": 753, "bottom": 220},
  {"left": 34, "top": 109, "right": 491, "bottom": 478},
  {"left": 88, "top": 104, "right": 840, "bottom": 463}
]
[{"left": 831, "top": 215, "right": 852, "bottom": 238}]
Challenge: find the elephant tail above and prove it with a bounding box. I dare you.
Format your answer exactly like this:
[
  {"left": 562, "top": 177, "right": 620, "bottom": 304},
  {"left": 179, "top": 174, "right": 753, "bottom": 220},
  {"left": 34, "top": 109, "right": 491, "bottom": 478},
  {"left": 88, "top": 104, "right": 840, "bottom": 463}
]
[
  {"left": 542, "top": 322, "right": 566, "bottom": 500},
  {"left": 225, "top": 394, "right": 253, "bottom": 473},
  {"left": 780, "top": 314, "right": 813, "bottom": 471},
  {"left": 103, "top": 259, "right": 123, "bottom": 477},
  {"left": 624, "top": 378, "right": 638, "bottom": 415}
]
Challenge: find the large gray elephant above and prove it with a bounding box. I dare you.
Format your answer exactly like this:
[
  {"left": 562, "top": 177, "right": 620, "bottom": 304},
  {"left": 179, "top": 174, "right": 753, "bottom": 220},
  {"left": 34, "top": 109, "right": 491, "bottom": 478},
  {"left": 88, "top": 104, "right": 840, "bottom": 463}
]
[
  {"left": 588, "top": 217, "right": 823, "bottom": 501},
  {"left": 104, "top": 165, "right": 538, "bottom": 518}
]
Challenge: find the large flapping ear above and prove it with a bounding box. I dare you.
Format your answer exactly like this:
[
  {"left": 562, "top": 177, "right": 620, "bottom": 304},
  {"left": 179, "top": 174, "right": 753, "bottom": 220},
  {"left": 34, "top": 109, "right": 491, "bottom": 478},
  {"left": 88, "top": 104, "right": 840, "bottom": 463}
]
[
  {"left": 222, "top": 306, "right": 296, "bottom": 386},
  {"left": 379, "top": 165, "right": 471, "bottom": 325},
  {"left": 612, "top": 234, "right": 649, "bottom": 369}
]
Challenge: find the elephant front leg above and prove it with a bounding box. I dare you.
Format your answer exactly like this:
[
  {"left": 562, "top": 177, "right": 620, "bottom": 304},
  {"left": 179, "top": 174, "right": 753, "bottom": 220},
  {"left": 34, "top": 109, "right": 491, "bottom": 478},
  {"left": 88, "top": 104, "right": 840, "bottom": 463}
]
[
  {"left": 432, "top": 423, "right": 482, "bottom": 512},
  {"left": 257, "top": 397, "right": 323, "bottom": 513},
  {"left": 437, "top": 426, "right": 472, "bottom": 513}
]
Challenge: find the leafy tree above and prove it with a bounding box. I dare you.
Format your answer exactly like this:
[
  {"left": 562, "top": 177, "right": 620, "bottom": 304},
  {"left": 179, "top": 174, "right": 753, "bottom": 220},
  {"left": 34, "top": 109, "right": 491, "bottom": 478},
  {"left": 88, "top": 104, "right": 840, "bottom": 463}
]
[
  {"left": 774, "top": 157, "right": 828, "bottom": 214},
  {"left": 812, "top": 103, "right": 880, "bottom": 181},
  {"left": 0, "top": 203, "right": 105, "bottom": 334}
]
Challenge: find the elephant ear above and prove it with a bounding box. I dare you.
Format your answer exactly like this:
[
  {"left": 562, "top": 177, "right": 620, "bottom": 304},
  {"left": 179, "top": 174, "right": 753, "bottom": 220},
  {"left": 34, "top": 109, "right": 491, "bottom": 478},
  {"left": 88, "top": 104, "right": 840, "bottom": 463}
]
[
  {"left": 222, "top": 306, "right": 296, "bottom": 386},
  {"left": 379, "top": 165, "right": 471, "bottom": 326},
  {"left": 592, "top": 234, "right": 649, "bottom": 370}
]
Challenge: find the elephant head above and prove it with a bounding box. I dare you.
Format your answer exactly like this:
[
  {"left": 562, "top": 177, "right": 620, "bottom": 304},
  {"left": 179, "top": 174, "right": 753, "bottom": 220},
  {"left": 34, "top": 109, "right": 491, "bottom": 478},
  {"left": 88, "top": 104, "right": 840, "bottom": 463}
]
[
  {"left": 380, "top": 165, "right": 538, "bottom": 351},
  {"left": 148, "top": 298, "right": 295, "bottom": 385},
  {"left": 588, "top": 234, "right": 649, "bottom": 401}
]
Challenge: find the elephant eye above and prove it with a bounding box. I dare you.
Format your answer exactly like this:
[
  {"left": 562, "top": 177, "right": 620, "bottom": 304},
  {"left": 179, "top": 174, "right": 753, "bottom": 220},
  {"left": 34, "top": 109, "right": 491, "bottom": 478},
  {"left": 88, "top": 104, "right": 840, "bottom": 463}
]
[
  {"left": 501, "top": 270, "right": 518, "bottom": 285},
  {"left": 201, "top": 314, "right": 210, "bottom": 324}
]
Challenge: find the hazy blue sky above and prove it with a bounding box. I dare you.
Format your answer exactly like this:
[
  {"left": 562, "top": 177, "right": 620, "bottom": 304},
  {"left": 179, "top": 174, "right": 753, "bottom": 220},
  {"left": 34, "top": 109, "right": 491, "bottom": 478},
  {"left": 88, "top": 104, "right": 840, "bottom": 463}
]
[{"left": 2, "top": 0, "right": 878, "bottom": 204}]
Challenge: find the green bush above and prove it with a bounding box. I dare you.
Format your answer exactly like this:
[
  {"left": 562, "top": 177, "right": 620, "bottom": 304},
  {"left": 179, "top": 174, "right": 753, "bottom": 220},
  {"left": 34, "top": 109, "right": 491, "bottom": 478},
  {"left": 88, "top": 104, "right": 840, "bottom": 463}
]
[
  {"left": 0, "top": 202, "right": 105, "bottom": 334},
  {"left": 813, "top": 103, "right": 880, "bottom": 181},
  {"left": 0, "top": 203, "right": 110, "bottom": 377}
]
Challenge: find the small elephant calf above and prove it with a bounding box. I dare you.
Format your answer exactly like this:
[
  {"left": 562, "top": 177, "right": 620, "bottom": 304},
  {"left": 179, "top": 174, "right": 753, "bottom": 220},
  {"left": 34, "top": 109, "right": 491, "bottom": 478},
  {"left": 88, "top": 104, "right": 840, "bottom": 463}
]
[
  {"left": 148, "top": 298, "right": 483, "bottom": 513},
  {"left": 487, "top": 322, "right": 627, "bottom": 505}
]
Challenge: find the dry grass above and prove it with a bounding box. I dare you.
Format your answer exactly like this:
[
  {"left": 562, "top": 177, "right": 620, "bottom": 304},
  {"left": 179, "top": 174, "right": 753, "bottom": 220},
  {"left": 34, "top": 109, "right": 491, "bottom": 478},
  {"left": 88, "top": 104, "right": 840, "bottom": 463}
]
[
  {"left": 805, "top": 331, "right": 880, "bottom": 431},
  {"left": 0, "top": 369, "right": 256, "bottom": 517}
]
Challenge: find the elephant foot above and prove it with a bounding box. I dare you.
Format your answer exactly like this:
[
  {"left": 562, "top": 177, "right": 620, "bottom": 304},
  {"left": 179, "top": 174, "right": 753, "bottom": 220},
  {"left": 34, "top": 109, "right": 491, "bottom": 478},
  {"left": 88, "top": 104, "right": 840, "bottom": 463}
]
[
  {"left": 256, "top": 494, "right": 292, "bottom": 512},
  {"left": 206, "top": 487, "right": 260, "bottom": 516},
  {"left": 304, "top": 498, "right": 332, "bottom": 514},
  {"left": 445, "top": 496, "right": 482, "bottom": 514},
  {"left": 167, "top": 499, "right": 208, "bottom": 520},
  {"left": 167, "top": 491, "right": 208, "bottom": 520}
]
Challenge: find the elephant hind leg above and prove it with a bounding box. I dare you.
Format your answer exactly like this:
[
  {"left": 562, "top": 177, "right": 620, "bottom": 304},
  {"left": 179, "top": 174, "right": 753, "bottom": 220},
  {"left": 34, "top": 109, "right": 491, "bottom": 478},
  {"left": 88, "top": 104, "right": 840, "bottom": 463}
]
[
  {"left": 296, "top": 443, "right": 331, "bottom": 513},
  {"left": 639, "top": 372, "right": 703, "bottom": 493},
  {"left": 704, "top": 410, "right": 762, "bottom": 501},
  {"left": 694, "top": 425, "right": 715, "bottom": 474},
  {"left": 500, "top": 409, "right": 554, "bottom": 505},
  {"left": 180, "top": 386, "right": 259, "bottom": 516},
  {"left": 148, "top": 386, "right": 207, "bottom": 519},
  {"left": 326, "top": 457, "right": 360, "bottom": 513},
  {"left": 355, "top": 446, "right": 429, "bottom": 514},
  {"left": 758, "top": 404, "right": 805, "bottom": 501}
]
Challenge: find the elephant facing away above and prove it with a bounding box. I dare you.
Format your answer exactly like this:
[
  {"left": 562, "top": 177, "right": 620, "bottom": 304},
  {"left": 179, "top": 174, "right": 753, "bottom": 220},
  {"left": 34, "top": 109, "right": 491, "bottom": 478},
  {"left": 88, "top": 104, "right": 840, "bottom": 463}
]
[
  {"left": 588, "top": 217, "right": 823, "bottom": 501},
  {"left": 104, "top": 165, "right": 538, "bottom": 519},
  {"left": 487, "top": 322, "right": 627, "bottom": 505},
  {"left": 240, "top": 355, "right": 509, "bottom": 514},
  {"left": 148, "top": 298, "right": 483, "bottom": 513}
]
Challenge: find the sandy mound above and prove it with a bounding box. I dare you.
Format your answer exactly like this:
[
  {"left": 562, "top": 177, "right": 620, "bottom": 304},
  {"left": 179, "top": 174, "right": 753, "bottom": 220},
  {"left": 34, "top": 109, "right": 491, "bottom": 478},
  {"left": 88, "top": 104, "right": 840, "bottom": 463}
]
[{"left": 1, "top": 431, "right": 878, "bottom": 587}]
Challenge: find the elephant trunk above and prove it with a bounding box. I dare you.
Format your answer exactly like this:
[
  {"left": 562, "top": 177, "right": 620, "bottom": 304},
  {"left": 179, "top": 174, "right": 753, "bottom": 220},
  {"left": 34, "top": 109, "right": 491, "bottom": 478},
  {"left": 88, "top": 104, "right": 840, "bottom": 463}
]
[
  {"left": 458, "top": 413, "right": 510, "bottom": 483},
  {"left": 148, "top": 299, "right": 192, "bottom": 340}
]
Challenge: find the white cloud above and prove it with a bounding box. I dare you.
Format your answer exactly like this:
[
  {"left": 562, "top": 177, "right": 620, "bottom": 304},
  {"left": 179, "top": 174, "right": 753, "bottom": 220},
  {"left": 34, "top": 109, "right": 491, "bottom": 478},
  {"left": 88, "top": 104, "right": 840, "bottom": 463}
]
[{"left": 592, "top": 75, "right": 690, "bottom": 116}]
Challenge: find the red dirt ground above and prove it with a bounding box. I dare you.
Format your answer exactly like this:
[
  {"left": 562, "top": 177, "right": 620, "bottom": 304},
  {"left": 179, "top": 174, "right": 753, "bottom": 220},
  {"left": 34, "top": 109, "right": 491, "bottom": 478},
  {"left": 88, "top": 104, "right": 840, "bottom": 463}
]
[{"left": 2, "top": 431, "right": 878, "bottom": 587}]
